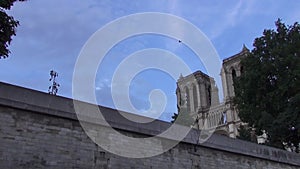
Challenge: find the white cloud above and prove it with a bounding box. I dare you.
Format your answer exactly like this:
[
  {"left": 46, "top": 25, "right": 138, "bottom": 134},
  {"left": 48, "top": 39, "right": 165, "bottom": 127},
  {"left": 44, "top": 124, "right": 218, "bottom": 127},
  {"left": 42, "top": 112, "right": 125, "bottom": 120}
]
[
  {"left": 96, "top": 78, "right": 111, "bottom": 91},
  {"left": 2, "top": 0, "right": 299, "bottom": 122}
]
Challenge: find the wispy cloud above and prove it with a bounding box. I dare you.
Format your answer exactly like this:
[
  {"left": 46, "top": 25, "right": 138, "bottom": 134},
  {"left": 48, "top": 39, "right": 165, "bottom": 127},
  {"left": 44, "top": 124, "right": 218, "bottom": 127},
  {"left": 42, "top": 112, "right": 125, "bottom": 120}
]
[
  {"left": 96, "top": 78, "right": 111, "bottom": 91},
  {"left": 1, "top": 0, "right": 299, "bottom": 121}
]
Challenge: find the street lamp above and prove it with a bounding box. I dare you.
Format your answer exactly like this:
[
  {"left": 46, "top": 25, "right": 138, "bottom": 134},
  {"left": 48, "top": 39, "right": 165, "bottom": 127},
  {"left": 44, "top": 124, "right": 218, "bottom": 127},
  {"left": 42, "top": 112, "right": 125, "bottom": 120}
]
[
  {"left": 48, "top": 70, "right": 60, "bottom": 95},
  {"left": 286, "top": 125, "right": 299, "bottom": 153},
  {"left": 290, "top": 126, "right": 299, "bottom": 153}
]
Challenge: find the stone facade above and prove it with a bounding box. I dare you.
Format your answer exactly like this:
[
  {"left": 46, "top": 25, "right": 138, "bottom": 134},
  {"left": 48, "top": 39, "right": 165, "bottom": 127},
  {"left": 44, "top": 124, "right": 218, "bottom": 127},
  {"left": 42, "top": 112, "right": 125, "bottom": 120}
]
[
  {"left": 176, "top": 45, "right": 250, "bottom": 138},
  {"left": 1, "top": 81, "right": 300, "bottom": 168},
  {"left": 221, "top": 45, "right": 249, "bottom": 101}
]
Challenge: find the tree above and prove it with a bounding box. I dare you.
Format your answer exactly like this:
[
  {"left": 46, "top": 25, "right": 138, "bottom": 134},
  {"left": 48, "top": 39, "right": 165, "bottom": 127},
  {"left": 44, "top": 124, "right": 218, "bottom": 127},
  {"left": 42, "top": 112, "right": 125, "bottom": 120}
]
[
  {"left": 237, "top": 125, "right": 253, "bottom": 142},
  {"left": 0, "top": 0, "right": 26, "bottom": 58},
  {"left": 234, "top": 19, "right": 300, "bottom": 152},
  {"left": 171, "top": 112, "right": 178, "bottom": 123}
]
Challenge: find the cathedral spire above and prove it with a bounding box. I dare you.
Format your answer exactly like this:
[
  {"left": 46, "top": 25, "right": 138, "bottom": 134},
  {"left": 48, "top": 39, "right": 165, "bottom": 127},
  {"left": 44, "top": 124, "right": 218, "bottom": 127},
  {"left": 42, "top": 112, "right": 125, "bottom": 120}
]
[
  {"left": 242, "top": 44, "right": 249, "bottom": 52},
  {"left": 179, "top": 73, "right": 183, "bottom": 79}
]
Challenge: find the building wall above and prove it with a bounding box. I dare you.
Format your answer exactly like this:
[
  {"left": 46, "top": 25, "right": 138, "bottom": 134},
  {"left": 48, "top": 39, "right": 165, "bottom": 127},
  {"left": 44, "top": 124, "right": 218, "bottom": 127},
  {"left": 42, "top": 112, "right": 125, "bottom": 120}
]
[
  {"left": 176, "top": 71, "right": 219, "bottom": 120},
  {"left": 219, "top": 45, "right": 249, "bottom": 137},
  {"left": 0, "top": 82, "right": 299, "bottom": 169},
  {"left": 221, "top": 45, "right": 249, "bottom": 101},
  {"left": 176, "top": 46, "right": 250, "bottom": 138}
]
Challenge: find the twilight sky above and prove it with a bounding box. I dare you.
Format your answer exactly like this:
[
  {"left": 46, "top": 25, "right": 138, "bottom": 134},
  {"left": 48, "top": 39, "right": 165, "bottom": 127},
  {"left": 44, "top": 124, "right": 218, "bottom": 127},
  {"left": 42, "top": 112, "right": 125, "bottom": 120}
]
[{"left": 0, "top": 0, "right": 299, "bottom": 121}]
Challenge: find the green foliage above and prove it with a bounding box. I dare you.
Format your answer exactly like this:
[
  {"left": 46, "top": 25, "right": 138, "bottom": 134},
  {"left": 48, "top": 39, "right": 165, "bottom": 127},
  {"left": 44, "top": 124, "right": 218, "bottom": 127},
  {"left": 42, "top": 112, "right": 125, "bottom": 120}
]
[
  {"left": 234, "top": 19, "right": 300, "bottom": 150},
  {"left": 237, "top": 125, "right": 258, "bottom": 143},
  {"left": 237, "top": 125, "right": 252, "bottom": 142},
  {"left": 171, "top": 112, "right": 178, "bottom": 123},
  {"left": 0, "top": 0, "right": 26, "bottom": 58}
]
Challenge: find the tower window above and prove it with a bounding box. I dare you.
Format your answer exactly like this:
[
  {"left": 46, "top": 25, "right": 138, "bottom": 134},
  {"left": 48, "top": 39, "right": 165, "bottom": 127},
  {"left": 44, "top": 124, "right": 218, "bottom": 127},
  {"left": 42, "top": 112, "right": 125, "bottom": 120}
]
[
  {"left": 232, "top": 69, "right": 236, "bottom": 80},
  {"left": 207, "top": 86, "right": 211, "bottom": 105},
  {"left": 185, "top": 87, "right": 190, "bottom": 111},
  {"left": 240, "top": 66, "right": 244, "bottom": 74},
  {"left": 193, "top": 85, "right": 198, "bottom": 112}
]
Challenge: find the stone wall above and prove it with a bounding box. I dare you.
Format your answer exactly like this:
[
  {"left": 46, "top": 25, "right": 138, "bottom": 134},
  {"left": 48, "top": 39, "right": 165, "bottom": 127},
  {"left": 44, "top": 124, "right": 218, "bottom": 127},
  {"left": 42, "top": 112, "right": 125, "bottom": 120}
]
[{"left": 0, "top": 82, "right": 299, "bottom": 169}]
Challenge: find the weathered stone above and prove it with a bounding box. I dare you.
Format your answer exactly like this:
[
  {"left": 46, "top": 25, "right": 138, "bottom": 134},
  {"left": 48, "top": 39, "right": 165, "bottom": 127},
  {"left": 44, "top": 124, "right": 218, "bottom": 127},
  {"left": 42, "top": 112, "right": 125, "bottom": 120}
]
[{"left": 0, "top": 82, "right": 299, "bottom": 168}]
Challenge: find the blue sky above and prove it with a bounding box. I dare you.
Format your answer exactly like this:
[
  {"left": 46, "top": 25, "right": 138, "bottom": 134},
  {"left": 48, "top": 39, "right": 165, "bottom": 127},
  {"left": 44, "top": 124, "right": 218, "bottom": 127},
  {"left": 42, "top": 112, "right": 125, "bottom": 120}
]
[{"left": 0, "top": 0, "right": 299, "bottom": 121}]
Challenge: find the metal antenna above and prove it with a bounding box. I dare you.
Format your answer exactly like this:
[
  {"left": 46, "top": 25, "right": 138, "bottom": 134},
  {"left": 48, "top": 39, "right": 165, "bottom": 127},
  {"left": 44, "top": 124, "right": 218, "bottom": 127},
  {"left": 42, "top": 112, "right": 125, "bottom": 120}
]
[{"left": 48, "top": 70, "right": 60, "bottom": 95}]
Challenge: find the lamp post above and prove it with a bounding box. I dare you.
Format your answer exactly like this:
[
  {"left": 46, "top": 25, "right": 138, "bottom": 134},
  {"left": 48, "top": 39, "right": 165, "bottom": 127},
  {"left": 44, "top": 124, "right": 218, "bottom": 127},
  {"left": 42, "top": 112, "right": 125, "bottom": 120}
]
[
  {"left": 291, "top": 126, "right": 299, "bottom": 153},
  {"left": 48, "top": 70, "right": 60, "bottom": 95},
  {"left": 287, "top": 126, "right": 299, "bottom": 153}
]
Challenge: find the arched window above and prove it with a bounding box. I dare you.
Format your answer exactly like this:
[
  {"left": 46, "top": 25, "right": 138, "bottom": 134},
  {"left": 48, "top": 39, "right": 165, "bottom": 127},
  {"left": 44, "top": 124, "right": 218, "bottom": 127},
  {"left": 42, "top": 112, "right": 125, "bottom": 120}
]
[
  {"left": 193, "top": 85, "right": 198, "bottom": 112},
  {"left": 222, "top": 111, "right": 227, "bottom": 124},
  {"left": 207, "top": 86, "right": 211, "bottom": 106},
  {"left": 184, "top": 87, "right": 190, "bottom": 112},
  {"left": 232, "top": 68, "right": 236, "bottom": 80},
  {"left": 176, "top": 87, "right": 182, "bottom": 107},
  {"left": 240, "top": 66, "right": 244, "bottom": 75}
]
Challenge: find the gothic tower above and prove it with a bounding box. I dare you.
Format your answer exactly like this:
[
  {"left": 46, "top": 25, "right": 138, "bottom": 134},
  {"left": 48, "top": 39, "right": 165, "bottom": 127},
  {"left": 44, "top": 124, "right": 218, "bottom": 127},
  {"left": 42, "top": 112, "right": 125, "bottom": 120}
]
[
  {"left": 175, "top": 45, "right": 250, "bottom": 138},
  {"left": 176, "top": 71, "right": 220, "bottom": 124},
  {"left": 221, "top": 45, "right": 249, "bottom": 101},
  {"left": 220, "top": 45, "right": 250, "bottom": 137}
]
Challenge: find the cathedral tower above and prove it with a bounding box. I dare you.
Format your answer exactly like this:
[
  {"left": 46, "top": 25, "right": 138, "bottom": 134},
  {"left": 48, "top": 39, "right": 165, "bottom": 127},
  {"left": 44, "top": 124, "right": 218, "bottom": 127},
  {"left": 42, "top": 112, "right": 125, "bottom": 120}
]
[
  {"left": 176, "top": 71, "right": 219, "bottom": 120},
  {"left": 175, "top": 45, "right": 250, "bottom": 138},
  {"left": 221, "top": 45, "right": 249, "bottom": 102}
]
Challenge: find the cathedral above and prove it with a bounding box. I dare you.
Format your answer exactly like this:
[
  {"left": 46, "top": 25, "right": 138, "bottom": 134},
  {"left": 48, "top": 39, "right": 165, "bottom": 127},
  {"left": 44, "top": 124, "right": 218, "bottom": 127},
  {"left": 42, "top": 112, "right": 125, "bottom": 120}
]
[{"left": 176, "top": 45, "right": 249, "bottom": 138}]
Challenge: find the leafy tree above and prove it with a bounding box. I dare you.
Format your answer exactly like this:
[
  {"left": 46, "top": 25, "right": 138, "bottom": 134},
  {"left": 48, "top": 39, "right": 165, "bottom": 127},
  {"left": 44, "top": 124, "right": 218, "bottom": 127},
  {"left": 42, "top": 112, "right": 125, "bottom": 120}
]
[
  {"left": 237, "top": 125, "right": 253, "bottom": 142},
  {"left": 171, "top": 112, "right": 178, "bottom": 123},
  {"left": 0, "top": 0, "right": 26, "bottom": 58},
  {"left": 234, "top": 19, "right": 300, "bottom": 151}
]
